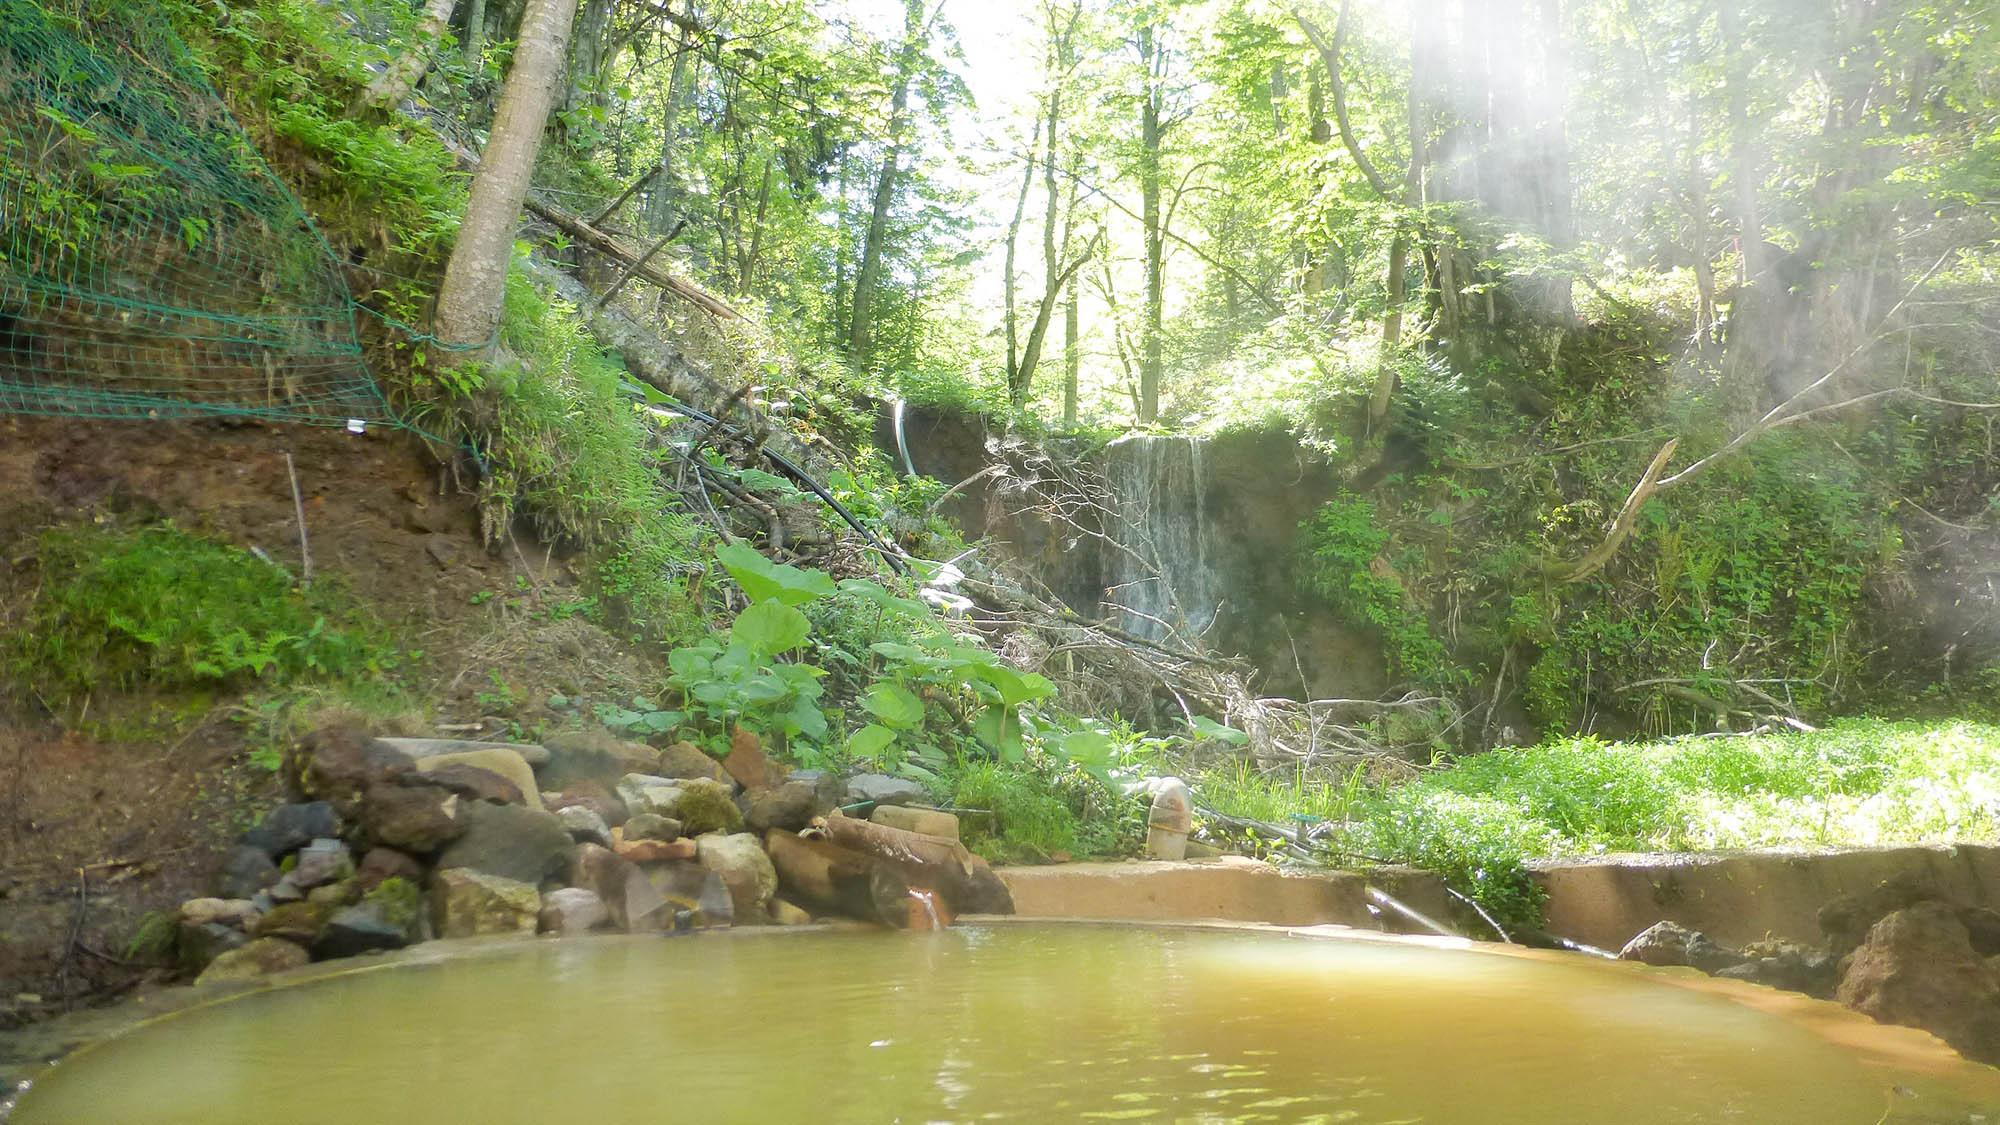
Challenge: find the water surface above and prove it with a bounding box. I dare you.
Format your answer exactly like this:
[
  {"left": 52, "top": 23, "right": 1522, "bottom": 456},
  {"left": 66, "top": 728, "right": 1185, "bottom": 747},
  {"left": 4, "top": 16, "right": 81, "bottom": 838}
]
[{"left": 15, "top": 925, "right": 2000, "bottom": 1123}]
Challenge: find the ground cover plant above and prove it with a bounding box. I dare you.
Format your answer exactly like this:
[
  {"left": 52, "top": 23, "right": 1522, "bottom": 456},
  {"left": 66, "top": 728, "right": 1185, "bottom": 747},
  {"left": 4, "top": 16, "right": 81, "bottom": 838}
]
[{"left": 1197, "top": 719, "right": 2000, "bottom": 930}]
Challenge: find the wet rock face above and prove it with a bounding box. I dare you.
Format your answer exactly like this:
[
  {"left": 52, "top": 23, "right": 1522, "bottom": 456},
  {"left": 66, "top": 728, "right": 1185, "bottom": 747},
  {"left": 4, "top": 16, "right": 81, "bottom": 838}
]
[{"left": 1836, "top": 902, "right": 2000, "bottom": 1065}]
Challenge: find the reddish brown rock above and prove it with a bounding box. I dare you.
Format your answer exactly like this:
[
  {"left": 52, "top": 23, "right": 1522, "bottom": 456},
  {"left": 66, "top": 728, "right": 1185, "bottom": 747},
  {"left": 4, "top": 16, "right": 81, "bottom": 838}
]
[
  {"left": 1837, "top": 901, "right": 2000, "bottom": 1064},
  {"left": 722, "top": 727, "right": 771, "bottom": 791},
  {"left": 354, "top": 847, "right": 426, "bottom": 893},
  {"left": 291, "top": 726, "right": 416, "bottom": 817},
  {"left": 548, "top": 779, "right": 627, "bottom": 827}
]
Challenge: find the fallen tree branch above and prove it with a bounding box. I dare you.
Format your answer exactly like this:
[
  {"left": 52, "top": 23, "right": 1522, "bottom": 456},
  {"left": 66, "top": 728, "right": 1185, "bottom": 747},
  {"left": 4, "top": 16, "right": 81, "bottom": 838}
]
[
  {"left": 1551, "top": 439, "right": 1677, "bottom": 583},
  {"left": 523, "top": 196, "right": 738, "bottom": 319}
]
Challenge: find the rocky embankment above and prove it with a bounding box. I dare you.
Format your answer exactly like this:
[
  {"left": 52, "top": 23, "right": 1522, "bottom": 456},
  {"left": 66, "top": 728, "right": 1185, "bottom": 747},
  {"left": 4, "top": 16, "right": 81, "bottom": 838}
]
[
  {"left": 1618, "top": 875, "right": 2000, "bottom": 1065},
  {"left": 180, "top": 725, "right": 1012, "bottom": 985}
]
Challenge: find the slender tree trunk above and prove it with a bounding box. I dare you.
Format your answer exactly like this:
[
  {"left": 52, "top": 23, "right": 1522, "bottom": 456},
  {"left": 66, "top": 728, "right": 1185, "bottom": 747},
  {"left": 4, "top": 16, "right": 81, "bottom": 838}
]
[
  {"left": 1003, "top": 130, "right": 1038, "bottom": 401},
  {"left": 1137, "top": 23, "right": 1165, "bottom": 424},
  {"left": 357, "top": 0, "right": 457, "bottom": 113},
  {"left": 1064, "top": 274, "right": 1079, "bottom": 424},
  {"left": 434, "top": 0, "right": 580, "bottom": 357},
  {"left": 848, "top": 0, "right": 926, "bottom": 366},
  {"left": 562, "top": 0, "right": 612, "bottom": 140},
  {"left": 645, "top": 23, "right": 695, "bottom": 235}
]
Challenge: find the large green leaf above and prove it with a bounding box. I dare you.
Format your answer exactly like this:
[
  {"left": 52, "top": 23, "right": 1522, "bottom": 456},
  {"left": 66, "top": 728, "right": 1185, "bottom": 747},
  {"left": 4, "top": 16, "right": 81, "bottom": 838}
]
[
  {"left": 846, "top": 723, "right": 896, "bottom": 758},
  {"left": 1189, "top": 715, "right": 1250, "bottom": 746},
  {"left": 730, "top": 600, "right": 810, "bottom": 656},
  {"left": 972, "top": 662, "right": 1056, "bottom": 708},
  {"left": 715, "top": 543, "right": 837, "bottom": 607},
  {"left": 861, "top": 681, "right": 926, "bottom": 729}
]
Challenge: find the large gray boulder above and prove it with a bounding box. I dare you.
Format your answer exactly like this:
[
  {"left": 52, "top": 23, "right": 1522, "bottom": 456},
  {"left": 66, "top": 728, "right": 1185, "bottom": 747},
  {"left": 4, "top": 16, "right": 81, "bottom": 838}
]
[{"left": 434, "top": 802, "right": 575, "bottom": 886}]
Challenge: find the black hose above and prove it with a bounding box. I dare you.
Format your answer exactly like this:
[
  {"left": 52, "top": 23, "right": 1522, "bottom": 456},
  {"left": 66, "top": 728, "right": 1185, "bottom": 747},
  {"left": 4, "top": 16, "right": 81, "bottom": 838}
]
[{"left": 649, "top": 397, "right": 910, "bottom": 576}]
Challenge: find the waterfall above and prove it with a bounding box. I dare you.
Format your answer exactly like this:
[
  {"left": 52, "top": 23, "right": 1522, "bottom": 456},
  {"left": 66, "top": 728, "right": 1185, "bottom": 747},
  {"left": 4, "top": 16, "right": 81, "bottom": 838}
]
[{"left": 1100, "top": 434, "right": 1221, "bottom": 642}]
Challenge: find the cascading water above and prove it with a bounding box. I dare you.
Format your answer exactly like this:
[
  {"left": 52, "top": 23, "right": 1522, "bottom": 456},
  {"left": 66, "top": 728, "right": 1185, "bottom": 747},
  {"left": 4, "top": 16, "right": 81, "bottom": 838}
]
[{"left": 1099, "top": 434, "right": 1223, "bottom": 642}]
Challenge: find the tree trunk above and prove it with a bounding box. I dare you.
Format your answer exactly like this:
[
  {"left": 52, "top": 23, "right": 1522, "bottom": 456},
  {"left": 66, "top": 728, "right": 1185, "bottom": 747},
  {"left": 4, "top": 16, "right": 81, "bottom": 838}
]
[
  {"left": 644, "top": 22, "right": 695, "bottom": 235},
  {"left": 1137, "top": 23, "right": 1165, "bottom": 424},
  {"left": 1064, "top": 273, "right": 1079, "bottom": 424},
  {"left": 433, "top": 0, "right": 582, "bottom": 357},
  {"left": 356, "top": 0, "right": 458, "bottom": 114},
  {"left": 848, "top": 0, "right": 927, "bottom": 367},
  {"left": 1003, "top": 129, "right": 1038, "bottom": 402},
  {"left": 463, "top": 0, "right": 488, "bottom": 66},
  {"left": 1718, "top": 0, "right": 1760, "bottom": 287},
  {"left": 562, "top": 0, "right": 613, "bottom": 142}
]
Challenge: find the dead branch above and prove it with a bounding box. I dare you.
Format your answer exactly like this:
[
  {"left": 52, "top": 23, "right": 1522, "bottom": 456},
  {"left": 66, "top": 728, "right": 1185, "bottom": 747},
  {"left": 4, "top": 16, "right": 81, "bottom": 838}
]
[{"left": 1552, "top": 439, "right": 1677, "bottom": 583}]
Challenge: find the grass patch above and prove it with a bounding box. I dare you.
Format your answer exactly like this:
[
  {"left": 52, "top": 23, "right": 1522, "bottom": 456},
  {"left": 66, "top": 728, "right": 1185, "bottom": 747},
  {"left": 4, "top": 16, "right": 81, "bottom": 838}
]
[
  {"left": 8, "top": 521, "right": 393, "bottom": 710},
  {"left": 1197, "top": 718, "right": 2000, "bottom": 931}
]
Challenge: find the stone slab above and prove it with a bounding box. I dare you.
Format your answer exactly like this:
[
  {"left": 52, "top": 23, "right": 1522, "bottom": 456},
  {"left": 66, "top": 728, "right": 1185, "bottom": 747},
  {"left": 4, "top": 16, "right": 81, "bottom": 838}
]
[
  {"left": 1528, "top": 844, "right": 2000, "bottom": 952},
  {"left": 997, "top": 860, "right": 1373, "bottom": 928}
]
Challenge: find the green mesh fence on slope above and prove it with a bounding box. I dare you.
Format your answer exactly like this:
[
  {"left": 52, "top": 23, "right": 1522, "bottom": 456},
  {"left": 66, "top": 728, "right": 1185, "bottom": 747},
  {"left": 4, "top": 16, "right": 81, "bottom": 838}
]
[{"left": 0, "top": 0, "right": 390, "bottom": 425}]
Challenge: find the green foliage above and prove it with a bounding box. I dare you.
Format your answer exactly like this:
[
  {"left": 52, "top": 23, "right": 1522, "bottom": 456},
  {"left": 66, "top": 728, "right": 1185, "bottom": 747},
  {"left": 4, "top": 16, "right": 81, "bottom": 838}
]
[
  {"left": 9, "top": 522, "right": 391, "bottom": 707},
  {"left": 1311, "top": 719, "right": 2000, "bottom": 927},
  {"left": 1300, "top": 495, "right": 1450, "bottom": 684}
]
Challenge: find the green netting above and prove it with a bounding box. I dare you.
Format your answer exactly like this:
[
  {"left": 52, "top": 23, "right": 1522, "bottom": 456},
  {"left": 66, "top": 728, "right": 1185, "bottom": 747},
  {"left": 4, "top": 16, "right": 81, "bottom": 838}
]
[{"left": 0, "top": 0, "right": 390, "bottom": 425}]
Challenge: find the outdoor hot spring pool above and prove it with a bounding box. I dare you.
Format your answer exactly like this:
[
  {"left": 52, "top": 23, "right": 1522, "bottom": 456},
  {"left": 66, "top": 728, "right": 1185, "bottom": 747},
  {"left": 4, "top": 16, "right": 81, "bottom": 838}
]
[{"left": 9, "top": 923, "right": 1999, "bottom": 1123}]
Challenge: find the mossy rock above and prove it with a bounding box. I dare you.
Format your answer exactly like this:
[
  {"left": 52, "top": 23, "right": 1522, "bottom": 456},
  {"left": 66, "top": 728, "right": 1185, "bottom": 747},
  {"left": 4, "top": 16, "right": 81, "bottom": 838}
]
[
  {"left": 363, "top": 876, "right": 424, "bottom": 933},
  {"left": 671, "top": 778, "right": 743, "bottom": 836}
]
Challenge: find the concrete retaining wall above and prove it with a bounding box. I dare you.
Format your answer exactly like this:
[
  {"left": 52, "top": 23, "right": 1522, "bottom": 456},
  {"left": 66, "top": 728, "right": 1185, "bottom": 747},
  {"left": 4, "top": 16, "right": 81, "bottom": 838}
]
[{"left": 1528, "top": 844, "right": 2000, "bottom": 951}]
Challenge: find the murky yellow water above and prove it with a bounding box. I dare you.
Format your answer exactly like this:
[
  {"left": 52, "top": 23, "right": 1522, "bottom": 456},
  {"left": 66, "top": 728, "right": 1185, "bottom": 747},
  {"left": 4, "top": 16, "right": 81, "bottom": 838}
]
[{"left": 14, "top": 925, "right": 2000, "bottom": 1123}]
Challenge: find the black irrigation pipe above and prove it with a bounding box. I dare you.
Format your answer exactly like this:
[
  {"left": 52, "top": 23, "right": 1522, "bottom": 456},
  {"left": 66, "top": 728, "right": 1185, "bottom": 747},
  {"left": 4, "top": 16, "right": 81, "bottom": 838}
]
[{"left": 651, "top": 397, "right": 910, "bottom": 577}]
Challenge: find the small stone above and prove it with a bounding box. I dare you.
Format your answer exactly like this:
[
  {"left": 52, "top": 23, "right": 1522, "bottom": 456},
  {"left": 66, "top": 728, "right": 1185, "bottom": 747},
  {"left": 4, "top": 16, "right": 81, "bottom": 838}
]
[
  {"left": 195, "top": 937, "right": 310, "bottom": 986},
  {"left": 424, "top": 534, "right": 460, "bottom": 568},
  {"left": 843, "top": 773, "right": 927, "bottom": 808},
  {"left": 696, "top": 833, "right": 777, "bottom": 922},
  {"left": 216, "top": 845, "right": 280, "bottom": 900},
  {"left": 314, "top": 902, "right": 411, "bottom": 959},
  {"left": 869, "top": 805, "right": 959, "bottom": 841},
  {"left": 770, "top": 899, "right": 813, "bottom": 926},
  {"left": 623, "top": 813, "right": 681, "bottom": 842},
  {"left": 557, "top": 805, "right": 613, "bottom": 847},
  {"left": 430, "top": 869, "right": 540, "bottom": 938},
  {"left": 249, "top": 901, "right": 332, "bottom": 945},
  {"left": 549, "top": 780, "right": 628, "bottom": 828},
  {"left": 241, "top": 802, "right": 340, "bottom": 858},
  {"left": 656, "top": 741, "right": 727, "bottom": 784},
  {"left": 420, "top": 762, "right": 526, "bottom": 807},
  {"left": 746, "top": 780, "right": 824, "bottom": 834},
  {"left": 267, "top": 875, "right": 304, "bottom": 904},
  {"left": 539, "top": 888, "right": 609, "bottom": 934},
  {"left": 179, "top": 897, "right": 256, "bottom": 928},
  {"left": 378, "top": 737, "right": 550, "bottom": 767},
  {"left": 415, "top": 748, "right": 543, "bottom": 810},
  {"left": 353, "top": 847, "right": 426, "bottom": 893},
  {"left": 289, "top": 838, "right": 354, "bottom": 890},
  {"left": 434, "top": 802, "right": 575, "bottom": 886},
  {"left": 615, "top": 836, "right": 697, "bottom": 863},
  {"left": 358, "top": 783, "right": 464, "bottom": 854},
  {"left": 616, "top": 773, "right": 682, "bottom": 818}
]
